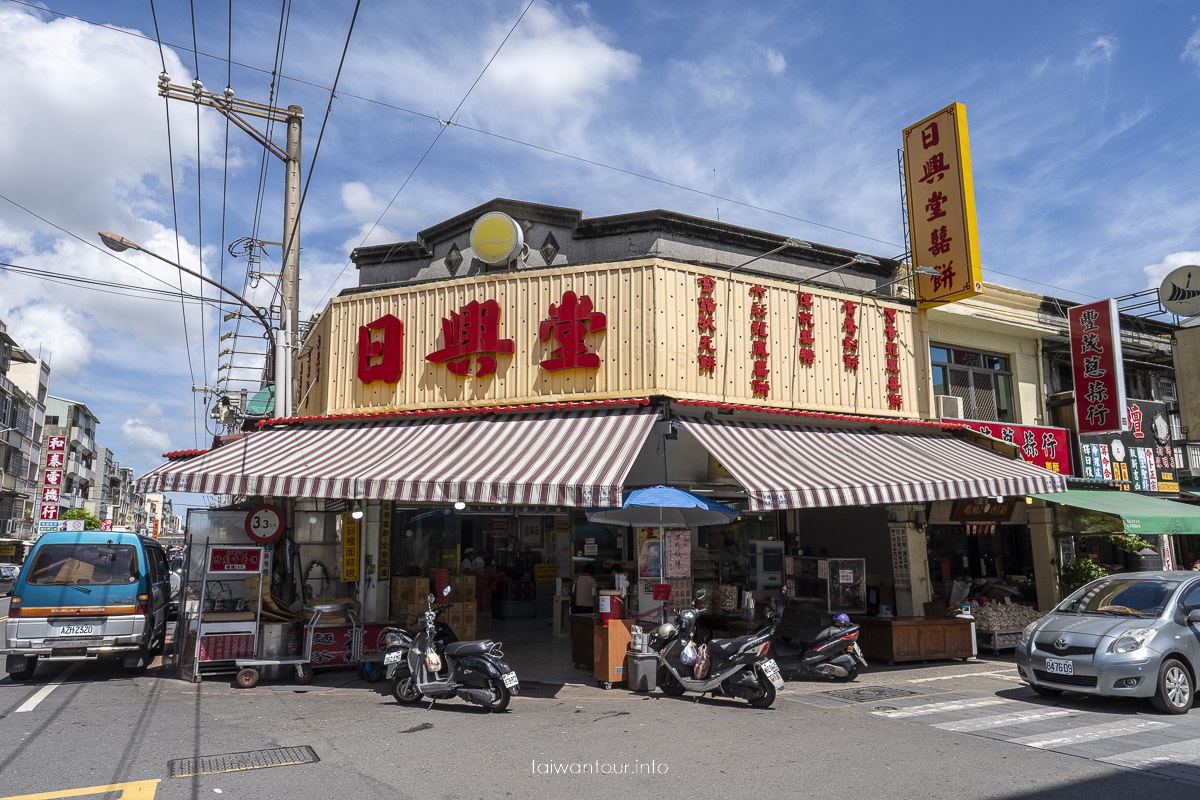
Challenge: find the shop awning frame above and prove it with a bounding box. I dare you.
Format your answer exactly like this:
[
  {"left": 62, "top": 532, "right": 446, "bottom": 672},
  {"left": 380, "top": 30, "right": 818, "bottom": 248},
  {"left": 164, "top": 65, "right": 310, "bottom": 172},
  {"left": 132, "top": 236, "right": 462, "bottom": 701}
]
[
  {"left": 137, "top": 407, "right": 658, "bottom": 507},
  {"left": 675, "top": 415, "right": 1068, "bottom": 511},
  {"left": 1030, "top": 488, "right": 1200, "bottom": 535}
]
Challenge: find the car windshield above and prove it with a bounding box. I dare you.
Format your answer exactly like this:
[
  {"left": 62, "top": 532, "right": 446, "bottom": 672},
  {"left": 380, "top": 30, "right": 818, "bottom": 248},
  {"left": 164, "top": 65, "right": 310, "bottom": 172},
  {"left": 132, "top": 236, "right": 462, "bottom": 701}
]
[
  {"left": 1058, "top": 577, "right": 1174, "bottom": 617},
  {"left": 27, "top": 544, "right": 139, "bottom": 586}
]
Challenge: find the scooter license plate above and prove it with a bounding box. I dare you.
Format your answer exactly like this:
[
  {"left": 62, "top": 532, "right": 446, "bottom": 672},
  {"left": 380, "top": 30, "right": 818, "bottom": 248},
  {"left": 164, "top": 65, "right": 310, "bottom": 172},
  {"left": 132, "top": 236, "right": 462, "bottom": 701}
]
[
  {"left": 761, "top": 659, "right": 785, "bottom": 689},
  {"left": 384, "top": 651, "right": 405, "bottom": 665},
  {"left": 501, "top": 671, "right": 519, "bottom": 689}
]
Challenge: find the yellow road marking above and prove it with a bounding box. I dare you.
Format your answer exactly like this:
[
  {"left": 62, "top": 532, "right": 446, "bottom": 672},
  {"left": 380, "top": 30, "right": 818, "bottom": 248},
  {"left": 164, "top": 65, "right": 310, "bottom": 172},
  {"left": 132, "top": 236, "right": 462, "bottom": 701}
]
[{"left": 0, "top": 779, "right": 159, "bottom": 799}]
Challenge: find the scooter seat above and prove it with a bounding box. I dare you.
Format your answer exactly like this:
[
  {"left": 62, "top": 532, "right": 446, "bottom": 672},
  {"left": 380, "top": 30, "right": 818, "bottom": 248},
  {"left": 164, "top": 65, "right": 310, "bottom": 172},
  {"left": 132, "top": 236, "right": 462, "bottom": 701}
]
[
  {"left": 706, "top": 634, "right": 758, "bottom": 659},
  {"left": 443, "top": 640, "right": 495, "bottom": 658}
]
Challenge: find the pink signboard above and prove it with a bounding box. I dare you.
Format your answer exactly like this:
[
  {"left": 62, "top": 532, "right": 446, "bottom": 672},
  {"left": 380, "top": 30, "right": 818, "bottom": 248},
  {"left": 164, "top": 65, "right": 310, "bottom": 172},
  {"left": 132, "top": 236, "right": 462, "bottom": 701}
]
[
  {"left": 1068, "top": 299, "right": 1126, "bottom": 435},
  {"left": 947, "top": 418, "right": 1073, "bottom": 476}
]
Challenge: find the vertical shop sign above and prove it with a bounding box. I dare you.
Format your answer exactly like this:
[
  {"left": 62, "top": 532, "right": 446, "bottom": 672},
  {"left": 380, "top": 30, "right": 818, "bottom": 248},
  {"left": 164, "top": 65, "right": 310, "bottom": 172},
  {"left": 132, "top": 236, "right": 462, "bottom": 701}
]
[
  {"left": 796, "top": 291, "right": 816, "bottom": 366},
  {"left": 663, "top": 529, "right": 691, "bottom": 578},
  {"left": 1069, "top": 299, "right": 1126, "bottom": 435},
  {"left": 902, "top": 102, "right": 984, "bottom": 306},
  {"left": 696, "top": 275, "right": 718, "bottom": 375},
  {"left": 748, "top": 285, "right": 771, "bottom": 397},
  {"left": 358, "top": 314, "right": 404, "bottom": 384},
  {"left": 379, "top": 503, "right": 392, "bottom": 578},
  {"left": 882, "top": 307, "right": 902, "bottom": 409},
  {"left": 539, "top": 290, "right": 606, "bottom": 372},
  {"left": 841, "top": 300, "right": 860, "bottom": 371},
  {"left": 341, "top": 515, "right": 361, "bottom": 582},
  {"left": 426, "top": 299, "right": 515, "bottom": 377}
]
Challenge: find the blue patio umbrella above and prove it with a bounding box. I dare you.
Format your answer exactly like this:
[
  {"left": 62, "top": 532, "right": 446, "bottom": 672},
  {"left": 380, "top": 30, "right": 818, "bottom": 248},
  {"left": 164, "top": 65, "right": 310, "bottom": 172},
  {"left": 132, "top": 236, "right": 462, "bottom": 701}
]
[{"left": 586, "top": 485, "right": 739, "bottom": 528}]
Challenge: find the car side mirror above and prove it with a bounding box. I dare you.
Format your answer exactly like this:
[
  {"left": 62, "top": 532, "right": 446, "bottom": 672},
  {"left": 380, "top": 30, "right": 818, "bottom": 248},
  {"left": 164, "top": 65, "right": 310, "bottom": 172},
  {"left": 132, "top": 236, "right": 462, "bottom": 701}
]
[{"left": 1188, "top": 608, "right": 1200, "bottom": 624}]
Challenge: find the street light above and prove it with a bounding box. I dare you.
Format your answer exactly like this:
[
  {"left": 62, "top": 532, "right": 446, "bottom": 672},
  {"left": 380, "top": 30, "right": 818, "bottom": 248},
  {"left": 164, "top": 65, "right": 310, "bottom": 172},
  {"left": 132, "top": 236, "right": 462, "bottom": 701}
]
[
  {"left": 98, "top": 232, "right": 276, "bottom": 382},
  {"left": 801, "top": 253, "right": 882, "bottom": 285}
]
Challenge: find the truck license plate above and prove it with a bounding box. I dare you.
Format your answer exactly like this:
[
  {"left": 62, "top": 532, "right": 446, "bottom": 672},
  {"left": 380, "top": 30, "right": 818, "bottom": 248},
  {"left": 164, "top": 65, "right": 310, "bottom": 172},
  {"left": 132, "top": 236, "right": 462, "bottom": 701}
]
[
  {"left": 1045, "top": 658, "right": 1073, "bottom": 676},
  {"left": 56, "top": 625, "right": 95, "bottom": 636}
]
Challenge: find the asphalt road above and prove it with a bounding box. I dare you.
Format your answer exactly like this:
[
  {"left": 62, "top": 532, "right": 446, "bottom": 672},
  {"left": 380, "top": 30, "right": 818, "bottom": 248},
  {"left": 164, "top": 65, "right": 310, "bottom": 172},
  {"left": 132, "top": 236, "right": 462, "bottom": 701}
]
[{"left": 3, "top": 597, "right": 1200, "bottom": 800}]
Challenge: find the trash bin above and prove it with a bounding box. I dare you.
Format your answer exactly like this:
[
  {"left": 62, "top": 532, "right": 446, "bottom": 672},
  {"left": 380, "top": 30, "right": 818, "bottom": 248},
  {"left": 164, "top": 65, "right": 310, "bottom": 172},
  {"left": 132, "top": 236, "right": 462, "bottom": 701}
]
[{"left": 626, "top": 650, "right": 658, "bottom": 692}]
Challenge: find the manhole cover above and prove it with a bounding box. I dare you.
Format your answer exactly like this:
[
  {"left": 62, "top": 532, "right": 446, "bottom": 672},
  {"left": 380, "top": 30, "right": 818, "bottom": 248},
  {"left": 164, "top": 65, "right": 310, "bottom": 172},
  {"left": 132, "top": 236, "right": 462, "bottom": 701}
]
[
  {"left": 168, "top": 746, "right": 320, "bottom": 778},
  {"left": 822, "top": 686, "right": 921, "bottom": 702}
]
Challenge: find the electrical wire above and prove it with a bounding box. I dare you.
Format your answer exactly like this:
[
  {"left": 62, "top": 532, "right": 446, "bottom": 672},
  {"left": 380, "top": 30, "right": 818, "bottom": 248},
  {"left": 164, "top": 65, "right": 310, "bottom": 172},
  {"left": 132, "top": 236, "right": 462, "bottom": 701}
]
[
  {"left": 189, "top": 0, "right": 210, "bottom": 423},
  {"left": 148, "top": 0, "right": 200, "bottom": 447},
  {"left": 308, "top": 0, "right": 536, "bottom": 315},
  {"left": 9, "top": 0, "right": 1109, "bottom": 310}
]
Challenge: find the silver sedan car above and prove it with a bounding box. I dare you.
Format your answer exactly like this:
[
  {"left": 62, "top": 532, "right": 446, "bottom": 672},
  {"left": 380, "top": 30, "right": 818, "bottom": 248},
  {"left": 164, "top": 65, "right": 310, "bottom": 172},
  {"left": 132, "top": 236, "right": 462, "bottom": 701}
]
[{"left": 1016, "top": 571, "right": 1200, "bottom": 714}]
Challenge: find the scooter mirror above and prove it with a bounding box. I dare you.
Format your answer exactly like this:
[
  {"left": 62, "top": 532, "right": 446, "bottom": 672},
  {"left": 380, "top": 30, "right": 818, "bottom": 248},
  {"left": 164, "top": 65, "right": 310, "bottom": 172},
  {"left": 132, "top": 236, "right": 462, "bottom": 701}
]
[
  {"left": 427, "top": 593, "right": 436, "bottom": 604},
  {"left": 442, "top": 585, "right": 451, "bottom": 598},
  {"left": 694, "top": 588, "right": 708, "bottom": 602}
]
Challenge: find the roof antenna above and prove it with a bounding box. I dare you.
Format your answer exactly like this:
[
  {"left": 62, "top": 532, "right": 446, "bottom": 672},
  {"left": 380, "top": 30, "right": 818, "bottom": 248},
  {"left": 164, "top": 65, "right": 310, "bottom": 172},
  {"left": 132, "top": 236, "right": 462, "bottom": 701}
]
[{"left": 711, "top": 139, "right": 720, "bottom": 222}]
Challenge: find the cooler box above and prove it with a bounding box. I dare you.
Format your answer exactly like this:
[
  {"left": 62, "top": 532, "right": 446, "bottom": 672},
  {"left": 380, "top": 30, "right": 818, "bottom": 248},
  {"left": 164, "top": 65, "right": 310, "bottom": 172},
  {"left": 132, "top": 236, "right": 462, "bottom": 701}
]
[{"left": 598, "top": 590, "right": 623, "bottom": 626}]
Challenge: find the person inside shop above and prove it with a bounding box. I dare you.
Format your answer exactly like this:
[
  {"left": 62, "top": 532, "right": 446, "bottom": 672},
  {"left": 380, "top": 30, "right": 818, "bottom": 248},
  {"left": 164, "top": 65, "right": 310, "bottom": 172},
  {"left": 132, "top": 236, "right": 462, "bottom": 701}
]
[
  {"left": 461, "top": 547, "right": 484, "bottom": 573},
  {"left": 572, "top": 567, "right": 597, "bottom": 615}
]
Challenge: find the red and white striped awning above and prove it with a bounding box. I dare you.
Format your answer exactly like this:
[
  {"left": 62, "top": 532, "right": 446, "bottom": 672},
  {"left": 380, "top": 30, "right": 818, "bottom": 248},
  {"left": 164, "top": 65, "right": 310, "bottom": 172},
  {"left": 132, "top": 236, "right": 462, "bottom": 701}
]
[
  {"left": 137, "top": 407, "right": 657, "bottom": 507},
  {"left": 676, "top": 415, "right": 1067, "bottom": 511}
]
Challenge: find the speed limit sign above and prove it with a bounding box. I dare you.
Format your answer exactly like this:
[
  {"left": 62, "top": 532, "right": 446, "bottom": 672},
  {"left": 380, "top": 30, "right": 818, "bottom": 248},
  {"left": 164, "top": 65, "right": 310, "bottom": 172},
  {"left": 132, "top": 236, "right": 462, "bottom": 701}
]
[{"left": 245, "top": 504, "right": 285, "bottom": 543}]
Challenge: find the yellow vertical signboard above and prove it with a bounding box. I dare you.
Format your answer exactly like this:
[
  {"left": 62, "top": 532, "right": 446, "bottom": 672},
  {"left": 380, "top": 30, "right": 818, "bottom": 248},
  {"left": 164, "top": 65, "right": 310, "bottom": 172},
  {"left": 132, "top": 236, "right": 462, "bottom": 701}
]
[
  {"left": 341, "top": 515, "right": 360, "bottom": 582},
  {"left": 903, "top": 102, "right": 983, "bottom": 307}
]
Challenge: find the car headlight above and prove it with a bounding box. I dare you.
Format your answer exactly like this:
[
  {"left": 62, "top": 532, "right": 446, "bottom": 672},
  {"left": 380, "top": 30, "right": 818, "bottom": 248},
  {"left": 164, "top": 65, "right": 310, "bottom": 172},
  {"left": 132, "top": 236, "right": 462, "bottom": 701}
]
[
  {"left": 1019, "top": 620, "right": 1038, "bottom": 647},
  {"left": 1108, "top": 628, "right": 1157, "bottom": 654}
]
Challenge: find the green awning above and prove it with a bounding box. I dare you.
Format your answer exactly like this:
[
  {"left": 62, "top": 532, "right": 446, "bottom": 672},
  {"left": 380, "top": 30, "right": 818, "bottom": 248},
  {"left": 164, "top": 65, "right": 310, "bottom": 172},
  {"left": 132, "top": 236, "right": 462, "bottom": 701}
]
[
  {"left": 1030, "top": 488, "right": 1200, "bottom": 535},
  {"left": 245, "top": 385, "right": 275, "bottom": 416}
]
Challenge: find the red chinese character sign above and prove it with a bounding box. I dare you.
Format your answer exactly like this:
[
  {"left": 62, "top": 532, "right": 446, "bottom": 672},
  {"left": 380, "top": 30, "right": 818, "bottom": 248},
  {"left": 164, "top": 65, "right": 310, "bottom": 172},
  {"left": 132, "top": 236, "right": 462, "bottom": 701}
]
[
  {"left": 902, "top": 102, "right": 983, "bottom": 307},
  {"left": 696, "top": 276, "right": 718, "bottom": 375},
  {"left": 882, "top": 308, "right": 902, "bottom": 409},
  {"left": 539, "top": 291, "right": 606, "bottom": 371},
  {"left": 951, "top": 419, "right": 1072, "bottom": 475},
  {"left": 1068, "top": 299, "right": 1126, "bottom": 435},
  {"left": 426, "top": 299, "right": 515, "bottom": 377},
  {"left": 841, "top": 300, "right": 859, "bottom": 371},
  {"left": 748, "top": 285, "right": 771, "bottom": 397},
  {"left": 358, "top": 314, "right": 403, "bottom": 384}
]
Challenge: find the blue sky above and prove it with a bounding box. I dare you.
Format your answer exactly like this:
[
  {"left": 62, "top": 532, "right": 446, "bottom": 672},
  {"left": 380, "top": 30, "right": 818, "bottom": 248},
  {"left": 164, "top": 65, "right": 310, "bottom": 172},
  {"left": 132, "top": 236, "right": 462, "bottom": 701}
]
[{"left": 2, "top": 0, "right": 1200, "bottom": 512}]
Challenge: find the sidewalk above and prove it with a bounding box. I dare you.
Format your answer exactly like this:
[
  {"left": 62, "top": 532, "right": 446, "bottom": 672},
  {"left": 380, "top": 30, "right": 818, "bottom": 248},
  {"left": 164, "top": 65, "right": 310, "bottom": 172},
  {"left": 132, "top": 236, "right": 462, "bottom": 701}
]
[{"left": 487, "top": 617, "right": 1020, "bottom": 694}]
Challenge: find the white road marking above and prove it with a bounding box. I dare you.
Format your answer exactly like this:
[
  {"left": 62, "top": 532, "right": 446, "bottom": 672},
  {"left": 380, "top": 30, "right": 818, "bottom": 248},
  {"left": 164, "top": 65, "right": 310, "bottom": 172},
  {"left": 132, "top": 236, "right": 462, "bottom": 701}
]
[
  {"left": 933, "top": 708, "right": 1074, "bottom": 732},
  {"left": 15, "top": 662, "right": 83, "bottom": 712},
  {"left": 1099, "top": 737, "right": 1200, "bottom": 769},
  {"left": 871, "top": 698, "right": 1013, "bottom": 717},
  {"left": 1009, "top": 719, "right": 1173, "bottom": 749},
  {"left": 907, "top": 670, "right": 1016, "bottom": 683}
]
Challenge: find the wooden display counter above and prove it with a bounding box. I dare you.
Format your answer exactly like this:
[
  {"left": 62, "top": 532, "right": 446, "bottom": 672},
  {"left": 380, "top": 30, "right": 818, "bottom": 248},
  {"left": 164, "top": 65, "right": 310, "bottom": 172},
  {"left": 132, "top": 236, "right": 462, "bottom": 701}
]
[{"left": 850, "top": 615, "right": 973, "bottom": 665}]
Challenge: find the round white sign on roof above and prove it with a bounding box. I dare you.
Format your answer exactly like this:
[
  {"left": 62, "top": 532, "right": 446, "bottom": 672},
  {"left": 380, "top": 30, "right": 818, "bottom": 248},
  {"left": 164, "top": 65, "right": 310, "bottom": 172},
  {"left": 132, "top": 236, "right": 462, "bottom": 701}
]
[
  {"left": 1159, "top": 264, "right": 1200, "bottom": 317},
  {"left": 470, "top": 212, "right": 524, "bottom": 265}
]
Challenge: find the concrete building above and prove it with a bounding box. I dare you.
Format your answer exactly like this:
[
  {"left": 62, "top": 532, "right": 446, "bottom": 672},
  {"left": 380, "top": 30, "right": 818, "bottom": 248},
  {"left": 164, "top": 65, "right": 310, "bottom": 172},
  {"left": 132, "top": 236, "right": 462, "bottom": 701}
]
[
  {"left": 1, "top": 320, "right": 47, "bottom": 546},
  {"left": 37, "top": 396, "right": 100, "bottom": 526}
]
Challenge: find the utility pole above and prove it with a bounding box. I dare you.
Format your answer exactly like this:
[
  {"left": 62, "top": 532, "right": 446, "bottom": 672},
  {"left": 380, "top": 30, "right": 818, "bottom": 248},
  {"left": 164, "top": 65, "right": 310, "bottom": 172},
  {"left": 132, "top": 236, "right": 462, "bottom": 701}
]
[{"left": 157, "top": 73, "right": 302, "bottom": 417}]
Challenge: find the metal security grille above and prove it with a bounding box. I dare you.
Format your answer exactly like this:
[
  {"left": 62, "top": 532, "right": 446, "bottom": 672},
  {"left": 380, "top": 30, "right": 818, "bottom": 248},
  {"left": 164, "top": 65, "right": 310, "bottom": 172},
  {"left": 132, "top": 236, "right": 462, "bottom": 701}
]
[
  {"left": 822, "top": 686, "right": 921, "bottom": 702},
  {"left": 168, "top": 746, "right": 320, "bottom": 778}
]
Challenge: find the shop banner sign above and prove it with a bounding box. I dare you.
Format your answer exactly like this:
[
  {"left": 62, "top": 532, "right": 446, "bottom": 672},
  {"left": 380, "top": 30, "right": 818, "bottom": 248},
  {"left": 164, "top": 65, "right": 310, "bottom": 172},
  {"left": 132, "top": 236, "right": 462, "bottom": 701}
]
[
  {"left": 903, "top": 102, "right": 984, "bottom": 307},
  {"left": 208, "top": 546, "right": 262, "bottom": 573},
  {"left": 1079, "top": 399, "right": 1179, "bottom": 493},
  {"left": 948, "top": 418, "right": 1071, "bottom": 475},
  {"left": 663, "top": 529, "right": 691, "bottom": 578},
  {"left": 637, "top": 527, "right": 661, "bottom": 578},
  {"left": 1069, "top": 299, "right": 1127, "bottom": 435},
  {"left": 341, "top": 516, "right": 360, "bottom": 581},
  {"left": 951, "top": 498, "right": 1017, "bottom": 523}
]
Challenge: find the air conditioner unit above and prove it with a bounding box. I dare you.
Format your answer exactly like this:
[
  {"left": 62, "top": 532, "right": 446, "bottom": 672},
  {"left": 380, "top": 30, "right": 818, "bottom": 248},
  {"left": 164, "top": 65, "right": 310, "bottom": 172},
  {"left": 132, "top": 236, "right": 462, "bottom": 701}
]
[{"left": 935, "top": 394, "right": 964, "bottom": 420}]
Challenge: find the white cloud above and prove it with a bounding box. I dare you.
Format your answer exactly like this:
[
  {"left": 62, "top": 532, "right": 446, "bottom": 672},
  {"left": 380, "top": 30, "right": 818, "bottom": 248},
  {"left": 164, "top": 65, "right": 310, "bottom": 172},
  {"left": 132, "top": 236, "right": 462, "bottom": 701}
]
[
  {"left": 1074, "top": 36, "right": 1117, "bottom": 72},
  {"left": 7, "top": 304, "right": 94, "bottom": 377},
  {"left": 1182, "top": 28, "right": 1200, "bottom": 71},
  {"left": 1142, "top": 251, "right": 1200, "bottom": 290},
  {"left": 121, "top": 418, "right": 172, "bottom": 462},
  {"left": 764, "top": 47, "right": 786, "bottom": 75}
]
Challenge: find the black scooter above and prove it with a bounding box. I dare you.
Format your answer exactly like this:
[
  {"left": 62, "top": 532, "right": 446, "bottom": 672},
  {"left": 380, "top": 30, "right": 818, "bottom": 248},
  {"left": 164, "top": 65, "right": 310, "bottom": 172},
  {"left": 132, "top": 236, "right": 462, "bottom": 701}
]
[
  {"left": 782, "top": 612, "right": 867, "bottom": 682},
  {"left": 650, "top": 589, "right": 783, "bottom": 708},
  {"left": 390, "top": 586, "right": 518, "bottom": 713}
]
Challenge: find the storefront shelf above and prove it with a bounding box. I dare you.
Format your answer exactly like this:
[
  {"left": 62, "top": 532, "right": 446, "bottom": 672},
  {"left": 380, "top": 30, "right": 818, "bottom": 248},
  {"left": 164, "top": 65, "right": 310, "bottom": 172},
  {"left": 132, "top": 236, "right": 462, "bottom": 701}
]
[{"left": 976, "top": 628, "right": 1024, "bottom": 653}]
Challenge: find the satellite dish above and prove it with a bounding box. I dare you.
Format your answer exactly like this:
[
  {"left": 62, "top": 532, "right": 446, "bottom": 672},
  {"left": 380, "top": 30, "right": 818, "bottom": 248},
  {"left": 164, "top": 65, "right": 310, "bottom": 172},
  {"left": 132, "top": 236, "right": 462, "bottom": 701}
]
[{"left": 1159, "top": 264, "right": 1200, "bottom": 317}]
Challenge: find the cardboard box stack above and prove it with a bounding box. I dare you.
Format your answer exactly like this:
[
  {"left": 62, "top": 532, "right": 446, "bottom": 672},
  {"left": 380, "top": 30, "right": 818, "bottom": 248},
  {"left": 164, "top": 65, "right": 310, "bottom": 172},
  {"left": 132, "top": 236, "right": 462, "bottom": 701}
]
[{"left": 390, "top": 577, "right": 430, "bottom": 623}]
